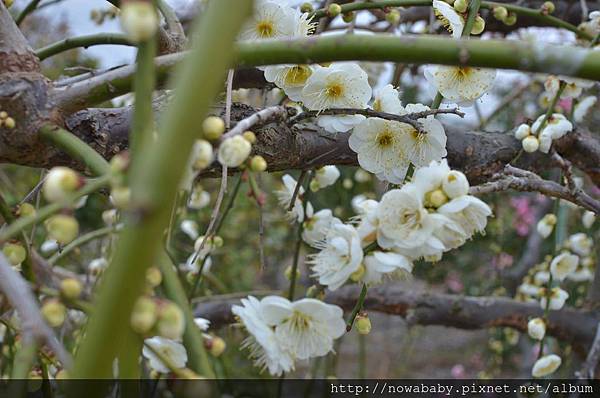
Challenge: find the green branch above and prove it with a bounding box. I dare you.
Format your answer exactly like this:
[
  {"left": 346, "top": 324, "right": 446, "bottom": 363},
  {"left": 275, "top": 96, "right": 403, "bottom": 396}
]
[
  {"left": 70, "top": 0, "right": 253, "bottom": 381},
  {"left": 130, "top": 37, "right": 157, "bottom": 158},
  {"left": 35, "top": 33, "right": 132, "bottom": 61},
  {"left": 309, "top": 0, "right": 593, "bottom": 40},
  {"left": 15, "top": 0, "right": 42, "bottom": 26},
  {"left": 48, "top": 225, "right": 118, "bottom": 265},
  {"left": 39, "top": 124, "right": 110, "bottom": 176}
]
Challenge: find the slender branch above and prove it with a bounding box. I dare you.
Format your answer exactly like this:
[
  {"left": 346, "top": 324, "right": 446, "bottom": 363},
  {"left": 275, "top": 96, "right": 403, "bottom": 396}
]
[
  {"left": 130, "top": 37, "right": 157, "bottom": 159},
  {"left": 35, "top": 33, "right": 133, "bottom": 61},
  {"left": 156, "top": 0, "right": 186, "bottom": 43},
  {"left": 222, "top": 105, "right": 293, "bottom": 141},
  {"left": 461, "top": 0, "right": 481, "bottom": 37},
  {"left": 71, "top": 0, "right": 252, "bottom": 379},
  {"left": 0, "top": 253, "right": 71, "bottom": 367},
  {"left": 48, "top": 225, "right": 120, "bottom": 265},
  {"left": 39, "top": 124, "right": 110, "bottom": 176},
  {"left": 15, "top": 0, "right": 42, "bottom": 26},
  {"left": 346, "top": 284, "right": 368, "bottom": 331}
]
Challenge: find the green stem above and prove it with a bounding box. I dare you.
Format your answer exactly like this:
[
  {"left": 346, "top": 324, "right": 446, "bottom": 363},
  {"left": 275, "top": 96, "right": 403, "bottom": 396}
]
[
  {"left": 15, "top": 0, "right": 42, "bottom": 25},
  {"left": 35, "top": 33, "right": 132, "bottom": 60},
  {"left": 533, "top": 81, "right": 566, "bottom": 135},
  {"left": 70, "top": 0, "right": 251, "bottom": 381},
  {"left": 346, "top": 284, "right": 368, "bottom": 331},
  {"left": 11, "top": 336, "right": 37, "bottom": 379},
  {"left": 0, "top": 175, "right": 111, "bottom": 243},
  {"left": 309, "top": 0, "right": 593, "bottom": 40},
  {"left": 48, "top": 225, "right": 118, "bottom": 265},
  {"left": 431, "top": 92, "right": 443, "bottom": 109},
  {"left": 39, "top": 125, "right": 110, "bottom": 176},
  {"left": 131, "top": 37, "right": 157, "bottom": 159},
  {"left": 0, "top": 194, "right": 35, "bottom": 281},
  {"left": 358, "top": 334, "right": 366, "bottom": 379},
  {"left": 159, "top": 253, "right": 213, "bottom": 375},
  {"left": 461, "top": 0, "right": 481, "bottom": 37}
]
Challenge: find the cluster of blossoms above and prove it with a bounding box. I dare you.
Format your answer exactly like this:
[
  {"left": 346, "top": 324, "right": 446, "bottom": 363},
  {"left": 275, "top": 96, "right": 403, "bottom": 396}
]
[
  {"left": 231, "top": 295, "right": 345, "bottom": 375},
  {"left": 517, "top": 212, "right": 596, "bottom": 378}
]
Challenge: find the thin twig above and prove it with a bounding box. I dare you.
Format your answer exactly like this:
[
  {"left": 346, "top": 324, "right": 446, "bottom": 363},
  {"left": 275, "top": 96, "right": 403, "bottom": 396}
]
[
  {"left": 225, "top": 69, "right": 235, "bottom": 129},
  {"left": 221, "top": 105, "right": 294, "bottom": 141},
  {"left": 288, "top": 170, "right": 307, "bottom": 212}
]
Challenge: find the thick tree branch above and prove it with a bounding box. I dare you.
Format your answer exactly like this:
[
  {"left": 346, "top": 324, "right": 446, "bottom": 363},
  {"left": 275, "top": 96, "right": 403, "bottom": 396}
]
[{"left": 0, "top": 2, "right": 40, "bottom": 73}]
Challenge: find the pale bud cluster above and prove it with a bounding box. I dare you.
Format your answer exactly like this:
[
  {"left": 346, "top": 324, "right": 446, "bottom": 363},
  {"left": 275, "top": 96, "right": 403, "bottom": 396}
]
[
  {"left": 514, "top": 112, "right": 573, "bottom": 154},
  {"left": 0, "top": 111, "right": 15, "bottom": 129}
]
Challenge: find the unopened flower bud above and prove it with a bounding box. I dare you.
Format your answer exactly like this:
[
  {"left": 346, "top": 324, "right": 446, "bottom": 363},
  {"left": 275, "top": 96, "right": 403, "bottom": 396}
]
[
  {"left": 242, "top": 131, "right": 256, "bottom": 143},
  {"left": 212, "top": 236, "right": 224, "bottom": 248},
  {"left": 504, "top": 13, "right": 517, "bottom": 26},
  {"left": 3, "top": 117, "right": 15, "bottom": 129},
  {"left": 328, "top": 3, "right": 342, "bottom": 17},
  {"left": 537, "top": 213, "right": 557, "bottom": 238},
  {"left": 202, "top": 116, "right": 226, "bottom": 140},
  {"left": 522, "top": 135, "right": 539, "bottom": 153},
  {"left": 442, "top": 171, "right": 469, "bottom": 199},
  {"left": 350, "top": 264, "right": 365, "bottom": 282},
  {"left": 426, "top": 189, "right": 449, "bottom": 208},
  {"left": 386, "top": 9, "right": 401, "bottom": 25},
  {"left": 300, "top": 2, "right": 313, "bottom": 13},
  {"left": 131, "top": 296, "right": 157, "bottom": 334},
  {"left": 156, "top": 301, "right": 185, "bottom": 340},
  {"left": 110, "top": 186, "right": 131, "bottom": 209},
  {"left": 2, "top": 242, "right": 26, "bottom": 266},
  {"left": 45, "top": 215, "right": 79, "bottom": 245},
  {"left": 120, "top": 1, "right": 158, "bottom": 43},
  {"left": 541, "top": 1, "right": 555, "bottom": 14},
  {"left": 208, "top": 336, "right": 226, "bottom": 357},
  {"left": 342, "top": 178, "right": 353, "bottom": 189},
  {"left": 514, "top": 124, "right": 531, "bottom": 140},
  {"left": 582, "top": 211, "right": 595, "bottom": 229},
  {"left": 342, "top": 11, "right": 354, "bottom": 23},
  {"left": 145, "top": 266, "right": 162, "bottom": 288},
  {"left": 192, "top": 140, "right": 214, "bottom": 170},
  {"left": 60, "top": 278, "right": 83, "bottom": 300},
  {"left": 453, "top": 0, "right": 467, "bottom": 13},
  {"left": 493, "top": 6, "right": 508, "bottom": 21},
  {"left": 532, "top": 354, "right": 561, "bottom": 378},
  {"left": 43, "top": 167, "right": 81, "bottom": 203},
  {"left": 285, "top": 265, "right": 300, "bottom": 281},
  {"left": 41, "top": 299, "right": 66, "bottom": 328},
  {"left": 355, "top": 314, "right": 372, "bottom": 335},
  {"left": 527, "top": 317, "right": 546, "bottom": 340},
  {"left": 16, "top": 203, "right": 36, "bottom": 218},
  {"left": 250, "top": 155, "right": 267, "bottom": 172},
  {"left": 218, "top": 135, "right": 252, "bottom": 168},
  {"left": 471, "top": 15, "right": 485, "bottom": 34}
]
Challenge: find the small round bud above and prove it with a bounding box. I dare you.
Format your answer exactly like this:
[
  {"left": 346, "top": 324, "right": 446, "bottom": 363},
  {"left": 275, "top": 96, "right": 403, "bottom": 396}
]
[
  {"left": 16, "top": 203, "right": 36, "bottom": 218},
  {"left": 145, "top": 266, "right": 162, "bottom": 288},
  {"left": 2, "top": 242, "right": 27, "bottom": 266},
  {"left": 218, "top": 135, "right": 252, "bottom": 168},
  {"left": 342, "top": 178, "right": 353, "bottom": 189},
  {"left": 522, "top": 135, "right": 539, "bottom": 153},
  {"left": 328, "top": 3, "right": 342, "bottom": 17},
  {"left": 0, "top": 111, "right": 6, "bottom": 119},
  {"left": 242, "top": 131, "right": 256, "bottom": 143},
  {"left": 350, "top": 264, "right": 365, "bottom": 282},
  {"left": 131, "top": 296, "right": 157, "bottom": 334},
  {"left": 309, "top": 179, "right": 320, "bottom": 192},
  {"left": 471, "top": 15, "right": 485, "bottom": 35},
  {"left": 102, "top": 209, "right": 118, "bottom": 226},
  {"left": 541, "top": 1, "right": 555, "bottom": 14},
  {"left": 202, "top": 116, "right": 226, "bottom": 140},
  {"left": 342, "top": 12, "right": 354, "bottom": 23},
  {"left": 212, "top": 236, "right": 224, "bottom": 248},
  {"left": 453, "top": 0, "right": 467, "bottom": 13},
  {"left": 492, "top": 6, "right": 508, "bottom": 21},
  {"left": 156, "top": 301, "right": 185, "bottom": 340},
  {"left": 45, "top": 215, "right": 79, "bottom": 245},
  {"left": 355, "top": 314, "right": 372, "bottom": 335},
  {"left": 209, "top": 336, "right": 226, "bottom": 357},
  {"left": 110, "top": 186, "right": 131, "bottom": 209},
  {"left": 120, "top": 1, "right": 158, "bottom": 43},
  {"left": 426, "top": 189, "right": 449, "bottom": 208},
  {"left": 514, "top": 124, "right": 531, "bottom": 140},
  {"left": 41, "top": 299, "right": 67, "bottom": 328},
  {"left": 3, "top": 117, "right": 15, "bottom": 129},
  {"left": 250, "top": 155, "right": 267, "bottom": 172},
  {"left": 386, "top": 9, "right": 401, "bottom": 25},
  {"left": 504, "top": 13, "right": 517, "bottom": 26},
  {"left": 300, "top": 2, "right": 313, "bottom": 13},
  {"left": 527, "top": 317, "right": 546, "bottom": 340},
  {"left": 285, "top": 265, "right": 300, "bottom": 281},
  {"left": 192, "top": 139, "right": 214, "bottom": 170},
  {"left": 60, "top": 278, "right": 83, "bottom": 300},
  {"left": 442, "top": 171, "right": 469, "bottom": 199},
  {"left": 43, "top": 167, "right": 81, "bottom": 203}
]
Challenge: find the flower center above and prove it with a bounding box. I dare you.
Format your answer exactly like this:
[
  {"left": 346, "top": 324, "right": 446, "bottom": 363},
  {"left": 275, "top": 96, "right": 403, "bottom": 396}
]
[
  {"left": 284, "top": 65, "right": 312, "bottom": 86},
  {"left": 377, "top": 131, "right": 394, "bottom": 147},
  {"left": 256, "top": 21, "right": 275, "bottom": 38},
  {"left": 325, "top": 83, "right": 344, "bottom": 99},
  {"left": 289, "top": 310, "right": 312, "bottom": 331}
]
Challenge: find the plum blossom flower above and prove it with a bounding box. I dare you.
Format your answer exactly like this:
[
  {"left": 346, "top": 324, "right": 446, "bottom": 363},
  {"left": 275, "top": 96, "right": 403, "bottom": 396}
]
[
  {"left": 399, "top": 103, "right": 448, "bottom": 168},
  {"left": 142, "top": 336, "right": 187, "bottom": 374},
  {"left": 549, "top": 252, "right": 579, "bottom": 281},
  {"left": 264, "top": 64, "right": 315, "bottom": 102},
  {"left": 527, "top": 318, "right": 546, "bottom": 340},
  {"left": 309, "top": 223, "right": 363, "bottom": 290},
  {"left": 259, "top": 296, "right": 346, "bottom": 360},
  {"left": 544, "top": 75, "right": 595, "bottom": 99},
  {"left": 532, "top": 354, "right": 562, "bottom": 378},
  {"left": 372, "top": 84, "right": 403, "bottom": 113},
  {"left": 362, "top": 251, "right": 413, "bottom": 285},
  {"left": 573, "top": 96, "right": 597, "bottom": 123},
  {"left": 276, "top": 174, "right": 309, "bottom": 222},
  {"left": 302, "top": 208, "right": 341, "bottom": 248},
  {"left": 424, "top": 65, "right": 496, "bottom": 106},
  {"left": 567, "top": 233, "right": 593, "bottom": 256},
  {"left": 532, "top": 113, "right": 573, "bottom": 153},
  {"left": 240, "top": 1, "right": 304, "bottom": 41},
  {"left": 539, "top": 287, "right": 569, "bottom": 310},
  {"left": 432, "top": 0, "right": 464, "bottom": 38},
  {"left": 312, "top": 166, "right": 340, "bottom": 191},
  {"left": 536, "top": 214, "right": 556, "bottom": 238},
  {"left": 582, "top": 210, "right": 596, "bottom": 229}
]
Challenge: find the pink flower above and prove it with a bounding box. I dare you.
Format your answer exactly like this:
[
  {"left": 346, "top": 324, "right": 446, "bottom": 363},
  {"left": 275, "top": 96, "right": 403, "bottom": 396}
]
[
  {"left": 510, "top": 197, "right": 535, "bottom": 236},
  {"left": 451, "top": 364, "right": 466, "bottom": 379},
  {"left": 492, "top": 253, "right": 514, "bottom": 270}
]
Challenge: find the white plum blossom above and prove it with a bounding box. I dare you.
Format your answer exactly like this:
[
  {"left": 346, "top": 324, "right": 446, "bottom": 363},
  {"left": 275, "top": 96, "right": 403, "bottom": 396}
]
[
  {"left": 567, "top": 266, "right": 594, "bottom": 282},
  {"left": 193, "top": 318, "right": 211, "bottom": 331},
  {"left": 399, "top": 103, "right": 448, "bottom": 168},
  {"left": 312, "top": 166, "right": 340, "bottom": 190},
  {"left": 232, "top": 296, "right": 295, "bottom": 376},
  {"left": 424, "top": 65, "right": 496, "bottom": 106},
  {"left": 188, "top": 186, "right": 211, "bottom": 209},
  {"left": 574, "top": 96, "right": 597, "bottom": 123},
  {"left": 276, "top": 174, "right": 308, "bottom": 222},
  {"left": 549, "top": 252, "right": 579, "bottom": 281},
  {"left": 532, "top": 354, "right": 562, "bottom": 378},
  {"left": 582, "top": 210, "right": 596, "bottom": 229},
  {"left": 363, "top": 250, "right": 413, "bottom": 285},
  {"left": 264, "top": 64, "right": 315, "bottom": 102},
  {"left": 442, "top": 170, "right": 470, "bottom": 199},
  {"left": 259, "top": 296, "right": 346, "bottom": 360},
  {"left": 240, "top": 1, "right": 303, "bottom": 41},
  {"left": 567, "top": 233, "right": 593, "bottom": 256},
  {"left": 539, "top": 287, "right": 569, "bottom": 310},
  {"left": 514, "top": 124, "right": 531, "bottom": 140},
  {"left": 432, "top": 0, "right": 464, "bottom": 38},
  {"left": 302, "top": 208, "right": 341, "bottom": 248},
  {"left": 310, "top": 223, "right": 363, "bottom": 290},
  {"left": 180, "top": 220, "right": 199, "bottom": 240},
  {"left": 536, "top": 214, "right": 557, "bottom": 238},
  {"left": 544, "top": 75, "right": 595, "bottom": 99},
  {"left": 142, "top": 336, "right": 187, "bottom": 374},
  {"left": 527, "top": 318, "right": 546, "bottom": 341},
  {"left": 317, "top": 114, "right": 366, "bottom": 133},
  {"left": 372, "top": 84, "right": 403, "bottom": 113},
  {"left": 532, "top": 113, "right": 573, "bottom": 153},
  {"left": 218, "top": 135, "right": 252, "bottom": 168}
]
